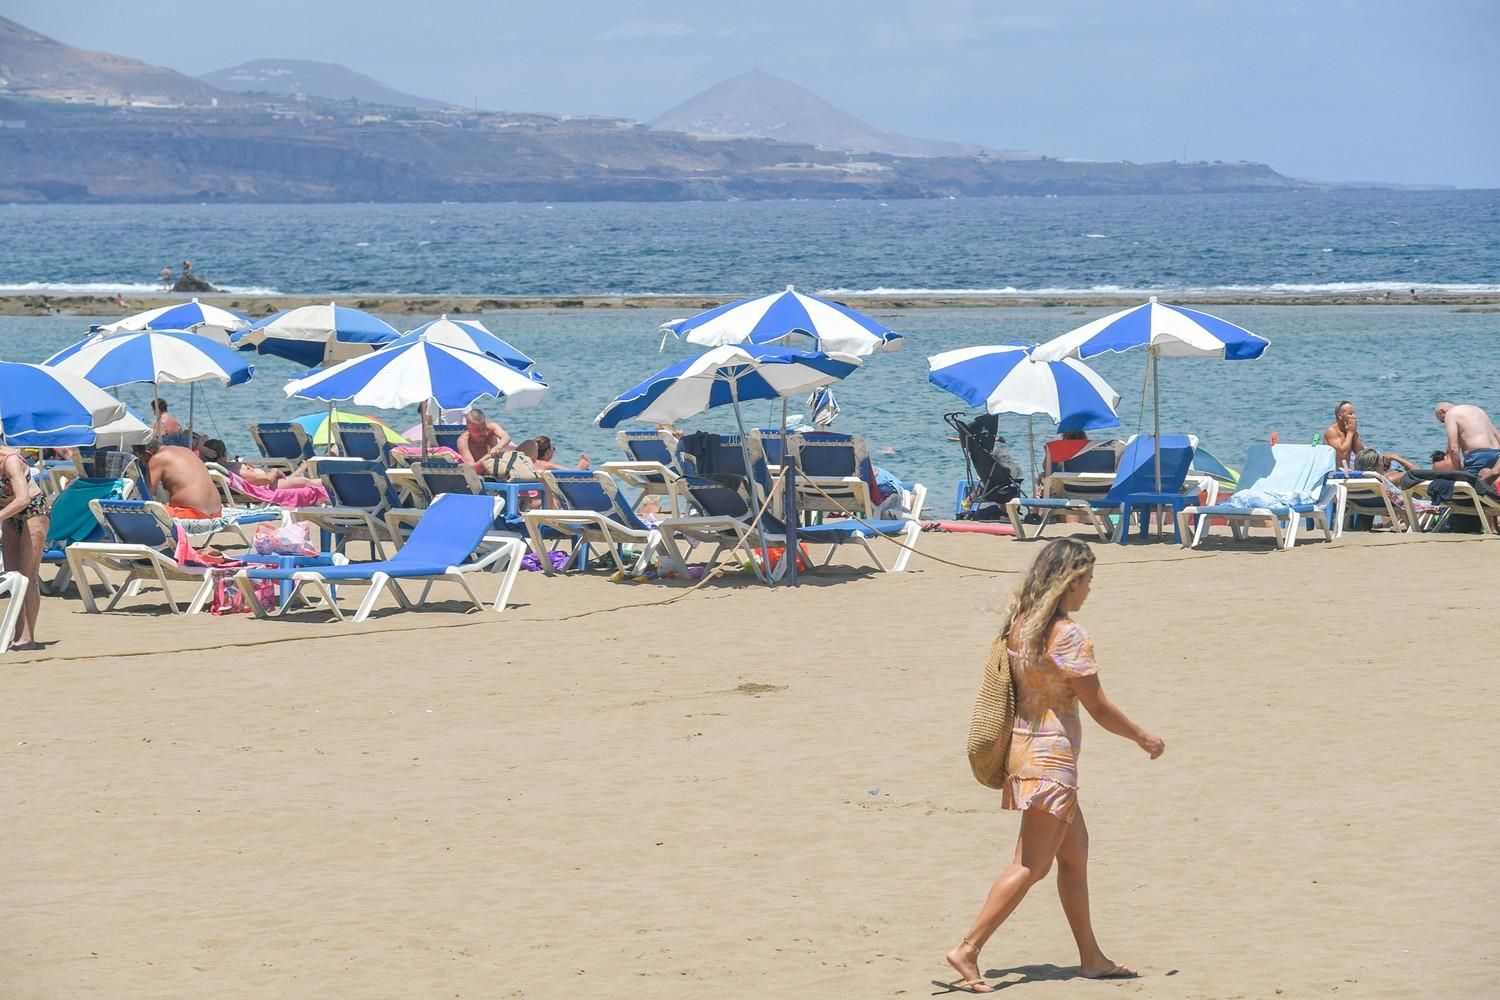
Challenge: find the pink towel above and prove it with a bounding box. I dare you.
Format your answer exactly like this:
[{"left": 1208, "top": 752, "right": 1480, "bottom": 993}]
[{"left": 228, "top": 472, "right": 329, "bottom": 507}]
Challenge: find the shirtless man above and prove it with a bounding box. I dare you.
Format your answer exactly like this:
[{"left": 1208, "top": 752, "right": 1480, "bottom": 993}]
[
  {"left": 1435, "top": 401, "right": 1500, "bottom": 476},
  {"left": 141, "top": 441, "right": 222, "bottom": 519},
  {"left": 457, "top": 407, "right": 513, "bottom": 476},
  {"left": 1322, "top": 401, "right": 1365, "bottom": 468}
]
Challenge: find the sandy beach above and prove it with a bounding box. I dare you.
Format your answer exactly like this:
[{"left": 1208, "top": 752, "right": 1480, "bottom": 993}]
[
  {"left": 2, "top": 528, "right": 1496, "bottom": 998},
  {"left": 2, "top": 290, "right": 1499, "bottom": 319}
]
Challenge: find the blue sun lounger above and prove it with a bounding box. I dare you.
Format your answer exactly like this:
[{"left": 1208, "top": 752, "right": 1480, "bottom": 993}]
[
  {"left": 1176, "top": 444, "right": 1338, "bottom": 549},
  {"left": 236, "top": 493, "right": 526, "bottom": 623},
  {"left": 521, "top": 469, "right": 665, "bottom": 574}
]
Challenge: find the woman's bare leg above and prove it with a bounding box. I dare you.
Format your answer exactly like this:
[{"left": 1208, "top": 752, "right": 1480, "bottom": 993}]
[
  {"left": 946, "top": 808, "right": 1070, "bottom": 991},
  {"left": 1055, "top": 808, "right": 1137, "bottom": 978}
]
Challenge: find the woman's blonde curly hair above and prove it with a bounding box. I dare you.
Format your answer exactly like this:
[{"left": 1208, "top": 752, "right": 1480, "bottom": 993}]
[{"left": 1001, "top": 538, "right": 1096, "bottom": 661}]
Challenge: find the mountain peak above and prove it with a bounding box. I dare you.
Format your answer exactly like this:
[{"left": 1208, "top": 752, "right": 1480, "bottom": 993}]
[
  {"left": 0, "top": 14, "right": 226, "bottom": 106},
  {"left": 199, "top": 59, "right": 457, "bottom": 111},
  {"left": 651, "top": 69, "right": 982, "bottom": 158}
]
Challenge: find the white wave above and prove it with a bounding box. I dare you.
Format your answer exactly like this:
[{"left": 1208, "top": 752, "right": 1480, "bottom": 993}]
[
  {"left": 0, "top": 281, "right": 284, "bottom": 295},
  {"left": 817, "top": 281, "right": 1500, "bottom": 297},
  {"left": 1083, "top": 233, "right": 1109, "bottom": 238}
]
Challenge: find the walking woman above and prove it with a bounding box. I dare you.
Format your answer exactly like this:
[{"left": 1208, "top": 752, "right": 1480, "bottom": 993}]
[
  {"left": 0, "top": 446, "right": 50, "bottom": 651},
  {"left": 945, "top": 538, "right": 1165, "bottom": 992}
]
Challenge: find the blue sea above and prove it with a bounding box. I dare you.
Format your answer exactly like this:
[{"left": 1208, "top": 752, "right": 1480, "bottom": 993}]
[{"left": 1, "top": 191, "right": 1496, "bottom": 500}]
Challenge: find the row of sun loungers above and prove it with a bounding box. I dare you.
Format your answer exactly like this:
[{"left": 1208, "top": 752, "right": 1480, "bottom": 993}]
[{"left": 23, "top": 426, "right": 929, "bottom": 626}]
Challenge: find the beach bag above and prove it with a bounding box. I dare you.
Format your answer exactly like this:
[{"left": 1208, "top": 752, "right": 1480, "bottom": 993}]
[
  {"left": 967, "top": 631, "right": 1017, "bottom": 789},
  {"left": 208, "top": 569, "right": 274, "bottom": 616},
  {"left": 252, "top": 520, "right": 317, "bottom": 556}
]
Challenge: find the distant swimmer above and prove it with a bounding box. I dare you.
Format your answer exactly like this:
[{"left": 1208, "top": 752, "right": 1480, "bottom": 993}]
[
  {"left": 182, "top": 258, "right": 194, "bottom": 277},
  {"left": 159, "top": 265, "right": 172, "bottom": 287}
]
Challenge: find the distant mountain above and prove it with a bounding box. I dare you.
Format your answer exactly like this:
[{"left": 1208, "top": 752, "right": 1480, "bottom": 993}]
[
  {"left": 652, "top": 69, "right": 985, "bottom": 158},
  {"left": 200, "top": 59, "right": 456, "bottom": 111},
  {"left": 0, "top": 14, "right": 225, "bottom": 105}
]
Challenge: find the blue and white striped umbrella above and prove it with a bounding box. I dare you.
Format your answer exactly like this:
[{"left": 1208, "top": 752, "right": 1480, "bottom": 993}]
[
  {"left": 44, "top": 330, "right": 254, "bottom": 389},
  {"left": 0, "top": 362, "right": 128, "bottom": 447},
  {"left": 596, "top": 344, "right": 861, "bottom": 429},
  {"left": 100, "top": 298, "right": 251, "bottom": 343},
  {"left": 235, "top": 302, "right": 399, "bottom": 367},
  {"left": 661, "top": 285, "right": 902, "bottom": 356},
  {"left": 1030, "top": 296, "right": 1269, "bottom": 362},
  {"left": 284, "top": 335, "right": 547, "bottom": 412},
  {"left": 395, "top": 315, "right": 535, "bottom": 371},
  {"left": 928, "top": 345, "right": 1121, "bottom": 432}
]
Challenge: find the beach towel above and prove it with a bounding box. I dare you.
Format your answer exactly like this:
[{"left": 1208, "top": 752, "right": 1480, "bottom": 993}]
[
  {"left": 228, "top": 472, "right": 329, "bottom": 508},
  {"left": 173, "top": 505, "right": 275, "bottom": 538},
  {"left": 1221, "top": 487, "right": 1321, "bottom": 510}
]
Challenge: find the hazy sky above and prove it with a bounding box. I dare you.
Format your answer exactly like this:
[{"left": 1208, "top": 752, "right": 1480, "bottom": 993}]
[{"left": 12, "top": 0, "right": 1499, "bottom": 186}]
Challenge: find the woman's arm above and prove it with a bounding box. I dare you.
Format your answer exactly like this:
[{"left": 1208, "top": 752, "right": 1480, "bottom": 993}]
[
  {"left": 1066, "top": 673, "right": 1165, "bottom": 758},
  {"left": 0, "top": 455, "right": 33, "bottom": 520}
]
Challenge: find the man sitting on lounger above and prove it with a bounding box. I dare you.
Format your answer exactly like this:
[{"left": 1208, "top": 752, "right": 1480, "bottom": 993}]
[
  {"left": 138, "top": 438, "right": 222, "bottom": 519},
  {"left": 457, "top": 407, "right": 514, "bottom": 476},
  {"left": 1435, "top": 401, "right": 1500, "bottom": 478},
  {"left": 1322, "top": 401, "right": 1366, "bottom": 469}
]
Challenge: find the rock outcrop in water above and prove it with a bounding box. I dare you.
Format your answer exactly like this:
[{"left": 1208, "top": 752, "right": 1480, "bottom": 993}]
[{"left": 171, "top": 273, "right": 217, "bottom": 293}]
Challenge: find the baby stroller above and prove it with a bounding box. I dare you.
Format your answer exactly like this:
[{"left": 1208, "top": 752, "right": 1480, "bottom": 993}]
[{"left": 944, "top": 412, "right": 1024, "bottom": 520}]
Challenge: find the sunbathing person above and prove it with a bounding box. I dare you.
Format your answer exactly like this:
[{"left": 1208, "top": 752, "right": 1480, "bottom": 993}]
[
  {"left": 1435, "top": 401, "right": 1500, "bottom": 476},
  {"left": 139, "top": 439, "right": 222, "bottom": 519},
  {"left": 197, "top": 439, "right": 320, "bottom": 490},
  {"left": 1322, "top": 401, "right": 1366, "bottom": 469},
  {"left": 457, "top": 407, "right": 514, "bottom": 476},
  {"left": 521, "top": 435, "right": 590, "bottom": 472}
]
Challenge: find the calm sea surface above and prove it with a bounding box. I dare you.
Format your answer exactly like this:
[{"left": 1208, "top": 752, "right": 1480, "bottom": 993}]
[
  {"left": 3, "top": 305, "right": 1495, "bottom": 500},
  {"left": 0, "top": 190, "right": 1496, "bottom": 297}
]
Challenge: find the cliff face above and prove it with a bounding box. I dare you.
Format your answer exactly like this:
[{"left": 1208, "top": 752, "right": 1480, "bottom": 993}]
[{"left": 0, "top": 100, "right": 1306, "bottom": 203}]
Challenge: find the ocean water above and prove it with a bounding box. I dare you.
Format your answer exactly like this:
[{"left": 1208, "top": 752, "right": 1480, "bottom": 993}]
[
  {"left": 4, "top": 304, "right": 1496, "bottom": 502},
  {"left": 0, "top": 190, "right": 1497, "bottom": 297}
]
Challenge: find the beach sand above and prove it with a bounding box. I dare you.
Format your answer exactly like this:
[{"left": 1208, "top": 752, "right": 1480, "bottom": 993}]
[{"left": 2, "top": 529, "right": 1496, "bottom": 998}]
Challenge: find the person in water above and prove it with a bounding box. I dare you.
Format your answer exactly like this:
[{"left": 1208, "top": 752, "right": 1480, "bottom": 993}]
[{"left": 944, "top": 538, "right": 1165, "bottom": 993}]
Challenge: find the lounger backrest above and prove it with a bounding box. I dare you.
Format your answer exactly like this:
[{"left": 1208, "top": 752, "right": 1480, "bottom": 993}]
[
  {"left": 1058, "top": 446, "right": 1120, "bottom": 475},
  {"left": 683, "top": 476, "right": 752, "bottom": 519},
  {"left": 618, "top": 429, "right": 675, "bottom": 466},
  {"left": 394, "top": 493, "right": 498, "bottom": 567},
  {"left": 1105, "top": 434, "right": 1197, "bottom": 499},
  {"left": 793, "top": 432, "right": 869, "bottom": 478},
  {"left": 413, "top": 462, "right": 483, "bottom": 499},
  {"left": 251, "top": 422, "right": 314, "bottom": 462},
  {"left": 750, "top": 428, "right": 790, "bottom": 467},
  {"left": 1232, "top": 444, "right": 1333, "bottom": 498},
  {"left": 429, "top": 423, "right": 464, "bottom": 452},
  {"left": 92, "top": 499, "right": 173, "bottom": 552},
  {"left": 334, "top": 423, "right": 389, "bottom": 463},
  {"left": 546, "top": 470, "right": 652, "bottom": 532},
  {"left": 318, "top": 459, "right": 400, "bottom": 511}
]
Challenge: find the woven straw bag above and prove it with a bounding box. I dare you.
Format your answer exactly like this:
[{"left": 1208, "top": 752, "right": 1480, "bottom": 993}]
[{"left": 967, "top": 631, "right": 1017, "bottom": 789}]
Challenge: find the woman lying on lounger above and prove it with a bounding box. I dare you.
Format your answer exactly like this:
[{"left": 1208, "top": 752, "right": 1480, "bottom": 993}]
[{"left": 197, "top": 439, "right": 321, "bottom": 491}]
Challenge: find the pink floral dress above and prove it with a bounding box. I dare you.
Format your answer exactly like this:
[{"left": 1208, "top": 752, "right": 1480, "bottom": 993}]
[{"left": 1003, "top": 619, "right": 1098, "bottom": 823}]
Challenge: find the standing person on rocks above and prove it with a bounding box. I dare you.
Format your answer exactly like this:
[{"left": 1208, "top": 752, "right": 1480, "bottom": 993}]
[{"left": 943, "top": 539, "right": 1165, "bottom": 993}]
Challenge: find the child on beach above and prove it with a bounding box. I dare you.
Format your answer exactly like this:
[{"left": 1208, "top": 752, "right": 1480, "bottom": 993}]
[{"left": 944, "top": 538, "right": 1165, "bottom": 993}]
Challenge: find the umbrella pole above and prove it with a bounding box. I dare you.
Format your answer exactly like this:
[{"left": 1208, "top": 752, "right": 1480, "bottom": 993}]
[
  {"left": 1027, "top": 415, "right": 1037, "bottom": 495},
  {"left": 1152, "top": 350, "right": 1163, "bottom": 493},
  {"left": 780, "top": 394, "right": 798, "bottom": 587},
  {"left": 152, "top": 385, "right": 161, "bottom": 441},
  {"left": 729, "top": 379, "right": 775, "bottom": 587},
  {"left": 423, "top": 398, "right": 432, "bottom": 463},
  {"left": 187, "top": 384, "right": 195, "bottom": 440}
]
